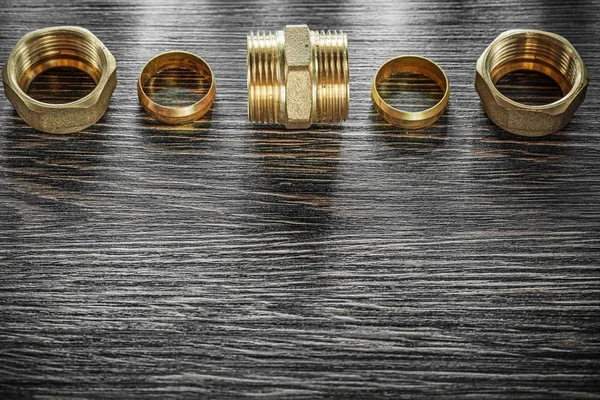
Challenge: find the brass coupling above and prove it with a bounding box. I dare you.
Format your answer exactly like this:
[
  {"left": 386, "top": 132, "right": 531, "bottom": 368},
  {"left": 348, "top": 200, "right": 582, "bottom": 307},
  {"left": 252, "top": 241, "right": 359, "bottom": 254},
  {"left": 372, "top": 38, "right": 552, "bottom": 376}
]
[
  {"left": 475, "top": 29, "right": 588, "bottom": 137},
  {"left": 2, "top": 26, "right": 117, "bottom": 134},
  {"left": 247, "top": 24, "right": 349, "bottom": 129}
]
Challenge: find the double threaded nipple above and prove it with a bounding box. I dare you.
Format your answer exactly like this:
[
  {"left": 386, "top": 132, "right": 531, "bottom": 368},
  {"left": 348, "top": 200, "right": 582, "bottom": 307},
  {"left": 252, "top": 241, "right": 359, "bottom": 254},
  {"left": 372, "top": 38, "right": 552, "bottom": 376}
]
[{"left": 247, "top": 25, "right": 349, "bottom": 129}]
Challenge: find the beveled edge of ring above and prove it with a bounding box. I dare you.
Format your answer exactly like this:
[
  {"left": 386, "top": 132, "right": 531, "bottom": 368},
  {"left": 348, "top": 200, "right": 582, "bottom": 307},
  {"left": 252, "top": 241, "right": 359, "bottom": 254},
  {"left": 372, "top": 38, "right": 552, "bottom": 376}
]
[
  {"left": 137, "top": 51, "right": 216, "bottom": 125},
  {"left": 371, "top": 55, "right": 450, "bottom": 129}
]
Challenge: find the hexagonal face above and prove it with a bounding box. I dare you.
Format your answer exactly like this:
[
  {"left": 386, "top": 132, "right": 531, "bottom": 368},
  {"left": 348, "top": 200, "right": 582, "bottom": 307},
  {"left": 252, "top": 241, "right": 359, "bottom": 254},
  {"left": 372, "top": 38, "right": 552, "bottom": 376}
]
[
  {"left": 475, "top": 58, "right": 587, "bottom": 137},
  {"left": 2, "top": 26, "right": 117, "bottom": 134},
  {"left": 475, "top": 30, "right": 589, "bottom": 137},
  {"left": 284, "top": 25, "right": 312, "bottom": 129}
]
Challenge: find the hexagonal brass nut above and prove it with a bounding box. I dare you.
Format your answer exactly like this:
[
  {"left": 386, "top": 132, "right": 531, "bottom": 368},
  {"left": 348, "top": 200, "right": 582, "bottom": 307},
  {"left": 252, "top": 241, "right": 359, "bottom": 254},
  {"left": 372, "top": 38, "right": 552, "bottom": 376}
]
[
  {"left": 475, "top": 29, "right": 588, "bottom": 137},
  {"left": 2, "top": 26, "right": 117, "bottom": 134},
  {"left": 284, "top": 25, "right": 313, "bottom": 129}
]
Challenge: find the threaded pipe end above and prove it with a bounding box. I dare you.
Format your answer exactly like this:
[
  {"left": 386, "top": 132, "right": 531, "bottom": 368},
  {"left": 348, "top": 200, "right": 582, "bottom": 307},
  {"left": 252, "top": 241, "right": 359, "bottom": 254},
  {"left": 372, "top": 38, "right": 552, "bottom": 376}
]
[
  {"left": 312, "top": 30, "right": 349, "bottom": 123},
  {"left": 247, "top": 31, "right": 284, "bottom": 124}
]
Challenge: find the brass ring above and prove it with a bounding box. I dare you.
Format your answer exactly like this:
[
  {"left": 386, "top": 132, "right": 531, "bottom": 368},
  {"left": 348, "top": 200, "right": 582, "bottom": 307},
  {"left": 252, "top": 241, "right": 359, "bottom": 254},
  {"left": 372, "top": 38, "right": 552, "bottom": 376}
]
[
  {"left": 2, "top": 26, "right": 117, "bottom": 134},
  {"left": 475, "top": 29, "right": 589, "bottom": 137},
  {"left": 137, "top": 51, "right": 216, "bottom": 124},
  {"left": 372, "top": 56, "right": 450, "bottom": 129}
]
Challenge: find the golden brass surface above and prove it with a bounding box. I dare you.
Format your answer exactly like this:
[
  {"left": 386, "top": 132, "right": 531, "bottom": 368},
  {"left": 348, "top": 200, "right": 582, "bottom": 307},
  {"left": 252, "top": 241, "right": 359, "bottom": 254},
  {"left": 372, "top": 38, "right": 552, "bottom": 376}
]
[
  {"left": 475, "top": 29, "right": 588, "bottom": 137},
  {"left": 371, "top": 56, "right": 450, "bottom": 129},
  {"left": 247, "top": 24, "right": 349, "bottom": 129},
  {"left": 137, "top": 51, "right": 215, "bottom": 125},
  {"left": 2, "top": 26, "right": 117, "bottom": 134}
]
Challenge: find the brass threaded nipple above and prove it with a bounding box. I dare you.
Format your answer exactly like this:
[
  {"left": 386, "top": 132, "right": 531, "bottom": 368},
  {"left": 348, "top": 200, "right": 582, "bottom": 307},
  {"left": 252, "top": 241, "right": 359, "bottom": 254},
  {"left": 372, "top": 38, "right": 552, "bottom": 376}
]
[{"left": 247, "top": 25, "right": 349, "bottom": 129}]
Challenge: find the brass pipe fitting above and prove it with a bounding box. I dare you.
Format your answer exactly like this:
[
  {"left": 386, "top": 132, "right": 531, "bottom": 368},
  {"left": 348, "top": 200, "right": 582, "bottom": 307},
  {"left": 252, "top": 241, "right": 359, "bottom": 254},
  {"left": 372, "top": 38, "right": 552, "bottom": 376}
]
[
  {"left": 372, "top": 56, "right": 450, "bottom": 129},
  {"left": 247, "top": 24, "right": 349, "bottom": 129},
  {"left": 138, "top": 51, "right": 216, "bottom": 124},
  {"left": 2, "top": 26, "right": 117, "bottom": 134},
  {"left": 475, "top": 29, "right": 588, "bottom": 137}
]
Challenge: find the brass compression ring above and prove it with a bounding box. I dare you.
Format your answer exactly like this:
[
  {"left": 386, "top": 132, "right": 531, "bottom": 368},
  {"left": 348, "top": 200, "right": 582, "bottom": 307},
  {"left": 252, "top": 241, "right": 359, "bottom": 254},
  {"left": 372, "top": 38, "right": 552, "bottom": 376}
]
[
  {"left": 137, "top": 51, "right": 216, "bottom": 124},
  {"left": 372, "top": 56, "right": 450, "bottom": 129},
  {"left": 2, "top": 26, "right": 117, "bottom": 134}
]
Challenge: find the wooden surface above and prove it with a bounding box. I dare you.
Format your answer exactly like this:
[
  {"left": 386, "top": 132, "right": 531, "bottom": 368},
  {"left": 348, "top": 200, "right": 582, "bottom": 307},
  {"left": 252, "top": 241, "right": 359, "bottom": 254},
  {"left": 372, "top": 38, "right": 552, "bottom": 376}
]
[{"left": 1, "top": 0, "right": 600, "bottom": 398}]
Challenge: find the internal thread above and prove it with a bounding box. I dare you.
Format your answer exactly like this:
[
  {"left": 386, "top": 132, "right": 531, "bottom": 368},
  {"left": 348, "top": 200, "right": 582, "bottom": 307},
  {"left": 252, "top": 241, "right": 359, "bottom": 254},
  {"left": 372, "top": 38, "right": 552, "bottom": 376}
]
[
  {"left": 10, "top": 29, "right": 104, "bottom": 93},
  {"left": 487, "top": 33, "right": 578, "bottom": 95},
  {"left": 313, "top": 30, "right": 349, "bottom": 122},
  {"left": 247, "top": 31, "right": 284, "bottom": 124}
]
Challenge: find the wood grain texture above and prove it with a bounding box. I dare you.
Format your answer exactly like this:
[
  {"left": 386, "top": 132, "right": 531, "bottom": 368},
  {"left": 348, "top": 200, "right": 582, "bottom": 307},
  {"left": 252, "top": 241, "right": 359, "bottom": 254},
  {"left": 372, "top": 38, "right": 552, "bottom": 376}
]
[{"left": 1, "top": 0, "right": 600, "bottom": 398}]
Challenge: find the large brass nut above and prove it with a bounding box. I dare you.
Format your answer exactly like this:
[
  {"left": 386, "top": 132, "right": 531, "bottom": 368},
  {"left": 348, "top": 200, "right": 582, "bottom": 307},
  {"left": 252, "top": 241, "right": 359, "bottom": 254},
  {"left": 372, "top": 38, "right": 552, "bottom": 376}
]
[
  {"left": 475, "top": 29, "right": 588, "bottom": 137},
  {"left": 2, "top": 26, "right": 117, "bottom": 134},
  {"left": 284, "top": 25, "right": 313, "bottom": 129}
]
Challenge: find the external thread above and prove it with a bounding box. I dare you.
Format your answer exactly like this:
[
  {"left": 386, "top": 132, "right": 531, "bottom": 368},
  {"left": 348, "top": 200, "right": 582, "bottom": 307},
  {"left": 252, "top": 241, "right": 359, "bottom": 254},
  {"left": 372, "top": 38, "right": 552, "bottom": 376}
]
[
  {"left": 247, "top": 31, "right": 284, "bottom": 124},
  {"left": 313, "top": 30, "right": 349, "bottom": 122}
]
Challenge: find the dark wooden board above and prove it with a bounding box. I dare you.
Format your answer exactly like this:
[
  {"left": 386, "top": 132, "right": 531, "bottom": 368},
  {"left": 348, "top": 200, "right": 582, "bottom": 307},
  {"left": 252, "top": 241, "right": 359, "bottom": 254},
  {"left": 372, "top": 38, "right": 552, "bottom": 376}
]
[{"left": 1, "top": 0, "right": 600, "bottom": 398}]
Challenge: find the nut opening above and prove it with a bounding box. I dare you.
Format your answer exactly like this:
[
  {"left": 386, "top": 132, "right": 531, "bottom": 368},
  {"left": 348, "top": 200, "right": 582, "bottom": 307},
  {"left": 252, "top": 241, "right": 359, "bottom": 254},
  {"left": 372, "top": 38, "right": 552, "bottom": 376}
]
[
  {"left": 484, "top": 31, "right": 582, "bottom": 103},
  {"left": 27, "top": 67, "right": 98, "bottom": 104},
  {"left": 495, "top": 70, "right": 564, "bottom": 106},
  {"left": 8, "top": 28, "right": 106, "bottom": 100}
]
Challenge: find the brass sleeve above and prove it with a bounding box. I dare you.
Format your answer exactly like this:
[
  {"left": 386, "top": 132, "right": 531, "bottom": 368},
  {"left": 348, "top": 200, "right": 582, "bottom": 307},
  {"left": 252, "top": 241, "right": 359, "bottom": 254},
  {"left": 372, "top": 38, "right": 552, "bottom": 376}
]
[
  {"left": 137, "top": 51, "right": 216, "bottom": 125},
  {"left": 371, "top": 56, "right": 450, "bottom": 129}
]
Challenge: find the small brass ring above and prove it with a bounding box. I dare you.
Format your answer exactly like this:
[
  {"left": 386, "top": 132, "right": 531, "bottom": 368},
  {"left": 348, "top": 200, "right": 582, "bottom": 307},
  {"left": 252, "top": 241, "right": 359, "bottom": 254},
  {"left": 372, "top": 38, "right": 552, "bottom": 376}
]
[
  {"left": 371, "top": 55, "right": 450, "bottom": 129},
  {"left": 137, "top": 51, "right": 216, "bottom": 124}
]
